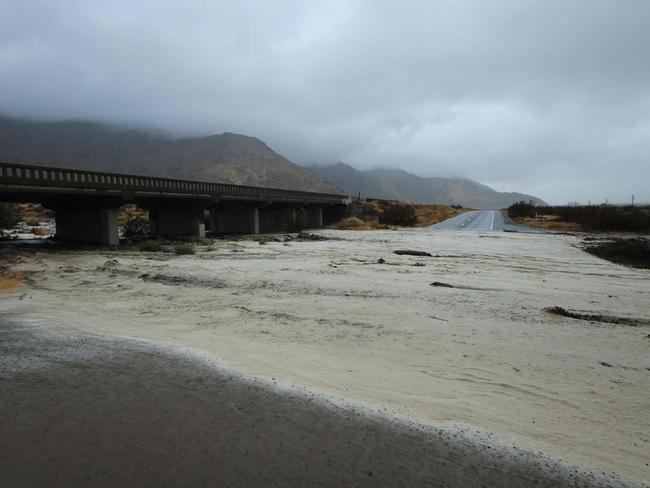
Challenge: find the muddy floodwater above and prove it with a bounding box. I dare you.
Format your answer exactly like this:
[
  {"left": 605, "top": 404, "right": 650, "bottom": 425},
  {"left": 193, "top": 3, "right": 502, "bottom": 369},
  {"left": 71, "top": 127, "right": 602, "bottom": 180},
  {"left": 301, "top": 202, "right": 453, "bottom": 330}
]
[{"left": 1, "top": 228, "right": 649, "bottom": 485}]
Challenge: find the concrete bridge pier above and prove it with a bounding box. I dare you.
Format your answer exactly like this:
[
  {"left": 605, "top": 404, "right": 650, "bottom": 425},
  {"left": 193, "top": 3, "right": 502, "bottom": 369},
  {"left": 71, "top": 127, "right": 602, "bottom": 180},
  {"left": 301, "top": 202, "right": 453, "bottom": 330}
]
[
  {"left": 211, "top": 204, "right": 260, "bottom": 234},
  {"left": 147, "top": 204, "right": 206, "bottom": 238},
  {"left": 53, "top": 205, "right": 120, "bottom": 246},
  {"left": 305, "top": 206, "right": 323, "bottom": 229},
  {"left": 259, "top": 205, "right": 298, "bottom": 233}
]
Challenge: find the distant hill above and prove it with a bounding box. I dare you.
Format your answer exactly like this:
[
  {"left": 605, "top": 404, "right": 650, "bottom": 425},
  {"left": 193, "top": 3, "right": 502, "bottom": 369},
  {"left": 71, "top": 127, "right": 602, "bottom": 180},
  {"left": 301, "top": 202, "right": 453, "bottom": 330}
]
[
  {"left": 0, "top": 117, "right": 337, "bottom": 193},
  {"left": 308, "top": 163, "right": 547, "bottom": 209}
]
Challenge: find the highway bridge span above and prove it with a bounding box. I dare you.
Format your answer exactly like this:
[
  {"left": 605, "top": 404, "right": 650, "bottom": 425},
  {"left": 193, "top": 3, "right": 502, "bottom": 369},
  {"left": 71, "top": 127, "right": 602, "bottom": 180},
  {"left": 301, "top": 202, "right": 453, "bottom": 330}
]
[{"left": 0, "top": 162, "right": 350, "bottom": 246}]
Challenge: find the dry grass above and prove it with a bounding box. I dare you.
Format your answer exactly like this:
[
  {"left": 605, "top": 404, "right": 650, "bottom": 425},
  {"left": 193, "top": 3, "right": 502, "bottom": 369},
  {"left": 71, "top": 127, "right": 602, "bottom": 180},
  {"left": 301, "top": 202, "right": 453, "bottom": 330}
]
[
  {"left": 118, "top": 205, "right": 148, "bottom": 226},
  {"left": 329, "top": 203, "right": 467, "bottom": 230},
  {"left": 0, "top": 272, "right": 23, "bottom": 291},
  {"left": 328, "top": 217, "right": 374, "bottom": 230},
  {"left": 16, "top": 203, "right": 53, "bottom": 221},
  {"left": 413, "top": 205, "right": 467, "bottom": 227},
  {"left": 31, "top": 227, "right": 49, "bottom": 236},
  {"left": 514, "top": 216, "right": 583, "bottom": 232}
]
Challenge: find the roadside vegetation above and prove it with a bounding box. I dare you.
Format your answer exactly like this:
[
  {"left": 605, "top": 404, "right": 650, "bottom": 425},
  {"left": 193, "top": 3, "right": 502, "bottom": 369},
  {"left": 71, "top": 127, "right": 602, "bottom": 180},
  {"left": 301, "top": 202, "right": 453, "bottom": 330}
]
[
  {"left": 328, "top": 199, "right": 466, "bottom": 230},
  {"left": 380, "top": 203, "right": 418, "bottom": 226},
  {"left": 507, "top": 201, "right": 650, "bottom": 233}
]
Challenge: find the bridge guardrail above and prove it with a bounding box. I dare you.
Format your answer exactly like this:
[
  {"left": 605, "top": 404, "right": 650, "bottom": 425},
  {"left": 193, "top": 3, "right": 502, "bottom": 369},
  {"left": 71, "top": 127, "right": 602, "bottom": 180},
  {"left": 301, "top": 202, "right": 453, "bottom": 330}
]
[{"left": 0, "top": 162, "right": 350, "bottom": 205}]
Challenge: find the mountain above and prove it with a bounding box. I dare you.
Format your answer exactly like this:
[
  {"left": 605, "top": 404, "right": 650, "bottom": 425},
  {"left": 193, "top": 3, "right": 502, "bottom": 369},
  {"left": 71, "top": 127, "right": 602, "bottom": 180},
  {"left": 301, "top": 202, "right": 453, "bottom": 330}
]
[
  {"left": 308, "top": 163, "right": 547, "bottom": 209},
  {"left": 0, "top": 117, "right": 337, "bottom": 193},
  {"left": 0, "top": 117, "right": 546, "bottom": 206}
]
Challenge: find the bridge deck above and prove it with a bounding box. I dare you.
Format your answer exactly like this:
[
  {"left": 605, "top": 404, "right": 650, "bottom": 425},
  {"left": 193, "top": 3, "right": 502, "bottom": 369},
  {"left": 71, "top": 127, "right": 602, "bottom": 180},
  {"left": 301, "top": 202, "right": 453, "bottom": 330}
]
[{"left": 0, "top": 162, "right": 350, "bottom": 205}]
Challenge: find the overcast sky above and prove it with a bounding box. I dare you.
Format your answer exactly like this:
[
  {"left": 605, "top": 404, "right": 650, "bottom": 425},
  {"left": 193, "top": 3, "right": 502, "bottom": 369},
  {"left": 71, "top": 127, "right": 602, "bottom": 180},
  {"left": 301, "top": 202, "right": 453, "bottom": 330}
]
[{"left": 1, "top": 1, "right": 649, "bottom": 203}]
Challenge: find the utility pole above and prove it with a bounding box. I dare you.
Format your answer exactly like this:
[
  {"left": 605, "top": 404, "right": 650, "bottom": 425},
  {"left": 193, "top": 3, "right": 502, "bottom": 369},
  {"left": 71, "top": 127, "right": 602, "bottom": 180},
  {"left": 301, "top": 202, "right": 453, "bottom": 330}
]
[{"left": 632, "top": 195, "right": 635, "bottom": 207}]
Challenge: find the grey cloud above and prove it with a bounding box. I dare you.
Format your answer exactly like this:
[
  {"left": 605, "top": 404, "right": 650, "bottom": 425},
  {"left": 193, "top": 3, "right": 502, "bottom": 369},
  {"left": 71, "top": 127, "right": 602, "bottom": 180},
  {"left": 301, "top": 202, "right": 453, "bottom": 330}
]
[{"left": 1, "top": 0, "right": 649, "bottom": 203}]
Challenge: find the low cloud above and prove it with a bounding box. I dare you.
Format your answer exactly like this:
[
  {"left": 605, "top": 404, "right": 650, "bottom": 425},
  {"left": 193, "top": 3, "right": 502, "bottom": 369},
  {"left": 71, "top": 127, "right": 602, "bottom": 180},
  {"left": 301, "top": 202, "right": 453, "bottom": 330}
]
[{"left": 1, "top": 0, "right": 649, "bottom": 203}]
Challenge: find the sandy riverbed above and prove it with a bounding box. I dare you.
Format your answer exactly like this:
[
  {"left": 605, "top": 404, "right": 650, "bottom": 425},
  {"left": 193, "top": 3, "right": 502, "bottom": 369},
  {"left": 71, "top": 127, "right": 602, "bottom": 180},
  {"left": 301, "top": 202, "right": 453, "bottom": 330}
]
[{"left": 1, "top": 228, "right": 649, "bottom": 484}]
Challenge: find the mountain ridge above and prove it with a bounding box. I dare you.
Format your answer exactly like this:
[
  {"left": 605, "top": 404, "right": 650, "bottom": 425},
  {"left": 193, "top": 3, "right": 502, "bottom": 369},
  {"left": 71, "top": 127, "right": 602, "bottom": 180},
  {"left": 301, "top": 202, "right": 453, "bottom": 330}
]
[
  {"left": 308, "top": 162, "right": 547, "bottom": 209},
  {"left": 0, "top": 116, "right": 337, "bottom": 193},
  {"left": 0, "top": 116, "right": 546, "bottom": 207}
]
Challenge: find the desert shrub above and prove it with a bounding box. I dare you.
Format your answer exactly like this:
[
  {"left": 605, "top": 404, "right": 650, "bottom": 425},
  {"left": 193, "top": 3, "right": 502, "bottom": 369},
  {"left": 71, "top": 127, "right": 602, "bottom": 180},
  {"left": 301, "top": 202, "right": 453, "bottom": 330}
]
[
  {"left": 122, "top": 216, "right": 150, "bottom": 239},
  {"left": 174, "top": 242, "right": 195, "bottom": 255},
  {"left": 0, "top": 203, "right": 19, "bottom": 230},
  {"left": 118, "top": 204, "right": 148, "bottom": 225},
  {"left": 513, "top": 203, "right": 650, "bottom": 232},
  {"left": 379, "top": 203, "right": 417, "bottom": 226},
  {"left": 507, "top": 201, "right": 537, "bottom": 219},
  {"left": 31, "top": 227, "right": 49, "bottom": 236},
  {"left": 139, "top": 240, "right": 162, "bottom": 252},
  {"left": 413, "top": 204, "right": 465, "bottom": 227},
  {"left": 349, "top": 200, "right": 382, "bottom": 221},
  {"left": 329, "top": 217, "right": 371, "bottom": 230},
  {"left": 553, "top": 205, "right": 650, "bottom": 232}
]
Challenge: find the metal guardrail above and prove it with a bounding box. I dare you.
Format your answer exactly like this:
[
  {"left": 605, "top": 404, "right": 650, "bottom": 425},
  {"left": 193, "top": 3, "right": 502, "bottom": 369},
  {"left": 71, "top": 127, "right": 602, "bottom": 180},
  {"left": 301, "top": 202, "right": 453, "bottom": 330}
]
[{"left": 0, "top": 162, "right": 350, "bottom": 204}]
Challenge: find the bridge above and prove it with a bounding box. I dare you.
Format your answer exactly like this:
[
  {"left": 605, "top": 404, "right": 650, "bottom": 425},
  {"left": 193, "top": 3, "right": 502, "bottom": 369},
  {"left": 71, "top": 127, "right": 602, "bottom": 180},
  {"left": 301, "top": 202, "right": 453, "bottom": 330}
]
[{"left": 0, "top": 162, "right": 350, "bottom": 246}]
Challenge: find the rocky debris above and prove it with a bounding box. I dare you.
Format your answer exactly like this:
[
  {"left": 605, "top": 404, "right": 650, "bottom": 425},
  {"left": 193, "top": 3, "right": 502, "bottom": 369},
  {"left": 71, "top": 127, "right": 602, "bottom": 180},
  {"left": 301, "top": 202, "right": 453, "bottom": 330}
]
[
  {"left": 138, "top": 273, "right": 226, "bottom": 289},
  {"left": 429, "top": 315, "right": 448, "bottom": 322},
  {"left": 544, "top": 306, "right": 650, "bottom": 327},
  {"left": 394, "top": 249, "right": 433, "bottom": 257},
  {"left": 229, "top": 233, "right": 337, "bottom": 244},
  {"left": 295, "top": 232, "right": 332, "bottom": 241},
  {"left": 96, "top": 259, "right": 119, "bottom": 272},
  {"left": 253, "top": 236, "right": 284, "bottom": 243},
  {"left": 430, "top": 281, "right": 455, "bottom": 288},
  {"left": 377, "top": 258, "right": 386, "bottom": 264}
]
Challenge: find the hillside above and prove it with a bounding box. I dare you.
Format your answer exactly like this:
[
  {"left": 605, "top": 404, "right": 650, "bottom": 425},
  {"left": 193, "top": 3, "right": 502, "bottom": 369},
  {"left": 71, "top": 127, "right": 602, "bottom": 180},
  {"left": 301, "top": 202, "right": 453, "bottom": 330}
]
[
  {"left": 309, "top": 163, "right": 546, "bottom": 209},
  {"left": 0, "top": 117, "right": 337, "bottom": 193}
]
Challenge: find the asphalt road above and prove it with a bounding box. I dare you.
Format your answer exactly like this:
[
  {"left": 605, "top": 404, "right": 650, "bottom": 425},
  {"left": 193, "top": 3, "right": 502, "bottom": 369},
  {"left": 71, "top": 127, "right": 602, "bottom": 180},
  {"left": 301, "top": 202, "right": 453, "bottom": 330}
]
[
  {"left": 430, "top": 210, "right": 545, "bottom": 233},
  {"left": 431, "top": 210, "right": 505, "bottom": 230}
]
